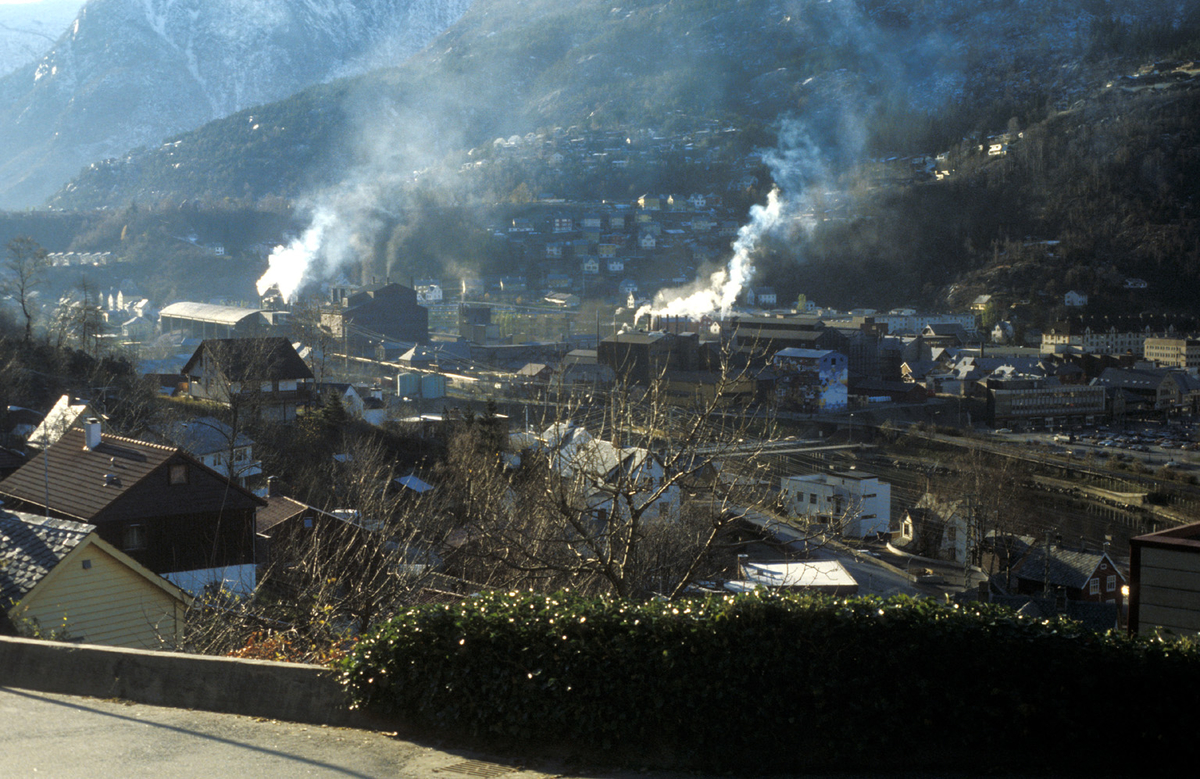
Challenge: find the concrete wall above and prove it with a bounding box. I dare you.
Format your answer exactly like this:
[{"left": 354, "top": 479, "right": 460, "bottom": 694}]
[{"left": 0, "top": 636, "right": 380, "bottom": 729}]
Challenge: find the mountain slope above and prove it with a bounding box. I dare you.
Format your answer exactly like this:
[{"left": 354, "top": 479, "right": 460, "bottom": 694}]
[
  {"left": 0, "top": 0, "right": 471, "bottom": 209},
  {"left": 0, "top": 0, "right": 82, "bottom": 77},
  {"left": 47, "top": 0, "right": 1198, "bottom": 211}
]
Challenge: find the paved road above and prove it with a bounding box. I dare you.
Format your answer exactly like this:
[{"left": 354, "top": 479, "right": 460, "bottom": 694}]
[
  {"left": 0, "top": 687, "right": 1092, "bottom": 778},
  {"left": 0, "top": 686, "right": 568, "bottom": 779}
]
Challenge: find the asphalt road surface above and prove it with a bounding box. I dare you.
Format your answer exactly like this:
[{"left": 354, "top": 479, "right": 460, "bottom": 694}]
[
  {"left": 0, "top": 686, "right": 1099, "bottom": 778},
  {"left": 0, "top": 686, "right": 555, "bottom": 779}
]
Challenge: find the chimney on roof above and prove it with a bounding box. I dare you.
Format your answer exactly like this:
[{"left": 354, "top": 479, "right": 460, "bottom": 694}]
[{"left": 84, "top": 418, "right": 101, "bottom": 450}]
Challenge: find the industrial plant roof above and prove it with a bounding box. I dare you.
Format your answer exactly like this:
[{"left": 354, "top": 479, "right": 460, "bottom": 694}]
[
  {"left": 774, "top": 347, "right": 837, "bottom": 359},
  {"left": 159, "top": 302, "right": 266, "bottom": 325}
]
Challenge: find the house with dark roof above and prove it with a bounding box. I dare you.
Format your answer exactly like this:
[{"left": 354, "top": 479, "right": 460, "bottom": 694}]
[
  {"left": 896, "top": 494, "right": 973, "bottom": 563},
  {"left": 921, "top": 323, "right": 970, "bottom": 348},
  {"left": 1012, "top": 543, "right": 1127, "bottom": 610},
  {"left": 254, "top": 493, "right": 348, "bottom": 572},
  {"left": 182, "top": 337, "right": 314, "bottom": 422},
  {"left": 1089, "top": 366, "right": 1183, "bottom": 414},
  {"left": 151, "top": 416, "right": 261, "bottom": 488},
  {"left": 986, "top": 593, "right": 1119, "bottom": 633},
  {"left": 1, "top": 512, "right": 190, "bottom": 648},
  {"left": 0, "top": 422, "right": 264, "bottom": 595}
]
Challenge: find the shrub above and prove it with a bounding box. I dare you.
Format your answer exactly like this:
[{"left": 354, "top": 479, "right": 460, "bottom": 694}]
[{"left": 340, "top": 591, "right": 1200, "bottom": 772}]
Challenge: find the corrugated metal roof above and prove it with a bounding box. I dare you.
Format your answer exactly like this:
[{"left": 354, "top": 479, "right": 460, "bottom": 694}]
[{"left": 159, "top": 302, "right": 266, "bottom": 326}]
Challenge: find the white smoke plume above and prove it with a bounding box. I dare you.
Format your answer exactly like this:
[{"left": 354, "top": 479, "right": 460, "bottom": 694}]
[
  {"left": 638, "top": 122, "right": 827, "bottom": 324},
  {"left": 256, "top": 193, "right": 390, "bottom": 302},
  {"left": 637, "top": 187, "right": 783, "bottom": 323},
  {"left": 257, "top": 208, "right": 332, "bottom": 301}
]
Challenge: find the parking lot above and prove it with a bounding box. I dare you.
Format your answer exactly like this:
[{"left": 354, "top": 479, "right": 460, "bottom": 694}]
[{"left": 993, "top": 419, "right": 1198, "bottom": 471}]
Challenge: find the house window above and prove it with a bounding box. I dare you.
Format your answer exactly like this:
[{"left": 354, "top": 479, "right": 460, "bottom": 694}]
[
  {"left": 124, "top": 524, "right": 147, "bottom": 551},
  {"left": 1089, "top": 579, "right": 1100, "bottom": 595},
  {"left": 169, "top": 463, "right": 188, "bottom": 485},
  {"left": 1107, "top": 575, "right": 1116, "bottom": 592},
  {"left": 809, "top": 494, "right": 817, "bottom": 504}
]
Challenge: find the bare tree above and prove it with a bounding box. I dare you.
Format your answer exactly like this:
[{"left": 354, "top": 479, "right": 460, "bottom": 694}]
[
  {"left": 4, "top": 236, "right": 48, "bottom": 344},
  {"left": 938, "top": 447, "right": 1036, "bottom": 585},
  {"left": 183, "top": 430, "right": 456, "bottom": 657},
  {"left": 48, "top": 280, "right": 106, "bottom": 355},
  {"left": 442, "top": 343, "right": 776, "bottom": 599},
  {"left": 287, "top": 297, "right": 337, "bottom": 387}
]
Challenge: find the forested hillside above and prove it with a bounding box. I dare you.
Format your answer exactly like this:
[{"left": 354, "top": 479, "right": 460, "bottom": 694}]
[
  {"left": 768, "top": 76, "right": 1200, "bottom": 312},
  {"left": 30, "top": 1, "right": 1200, "bottom": 314}
]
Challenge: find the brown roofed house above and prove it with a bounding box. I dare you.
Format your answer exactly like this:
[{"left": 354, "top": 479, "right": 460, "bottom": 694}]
[{"left": 0, "top": 420, "right": 264, "bottom": 594}]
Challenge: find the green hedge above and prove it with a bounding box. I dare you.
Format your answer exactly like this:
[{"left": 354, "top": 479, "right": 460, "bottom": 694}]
[{"left": 340, "top": 591, "right": 1200, "bottom": 771}]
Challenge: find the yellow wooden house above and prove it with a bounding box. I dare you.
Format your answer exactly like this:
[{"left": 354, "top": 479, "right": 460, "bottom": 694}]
[{"left": 1, "top": 512, "right": 190, "bottom": 649}]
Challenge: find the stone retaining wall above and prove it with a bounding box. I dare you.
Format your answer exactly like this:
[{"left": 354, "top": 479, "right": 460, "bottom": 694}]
[{"left": 0, "top": 636, "right": 380, "bottom": 728}]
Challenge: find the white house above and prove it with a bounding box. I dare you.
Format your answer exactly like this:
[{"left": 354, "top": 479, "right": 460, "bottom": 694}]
[
  {"left": 415, "top": 281, "right": 444, "bottom": 303},
  {"left": 898, "top": 493, "right": 973, "bottom": 564},
  {"left": 1064, "top": 290, "right": 1088, "bottom": 307},
  {"left": 746, "top": 287, "right": 777, "bottom": 308},
  {"left": 542, "top": 422, "right": 680, "bottom": 525},
  {"left": 155, "top": 416, "right": 262, "bottom": 488},
  {"left": 780, "top": 470, "right": 891, "bottom": 538}
]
